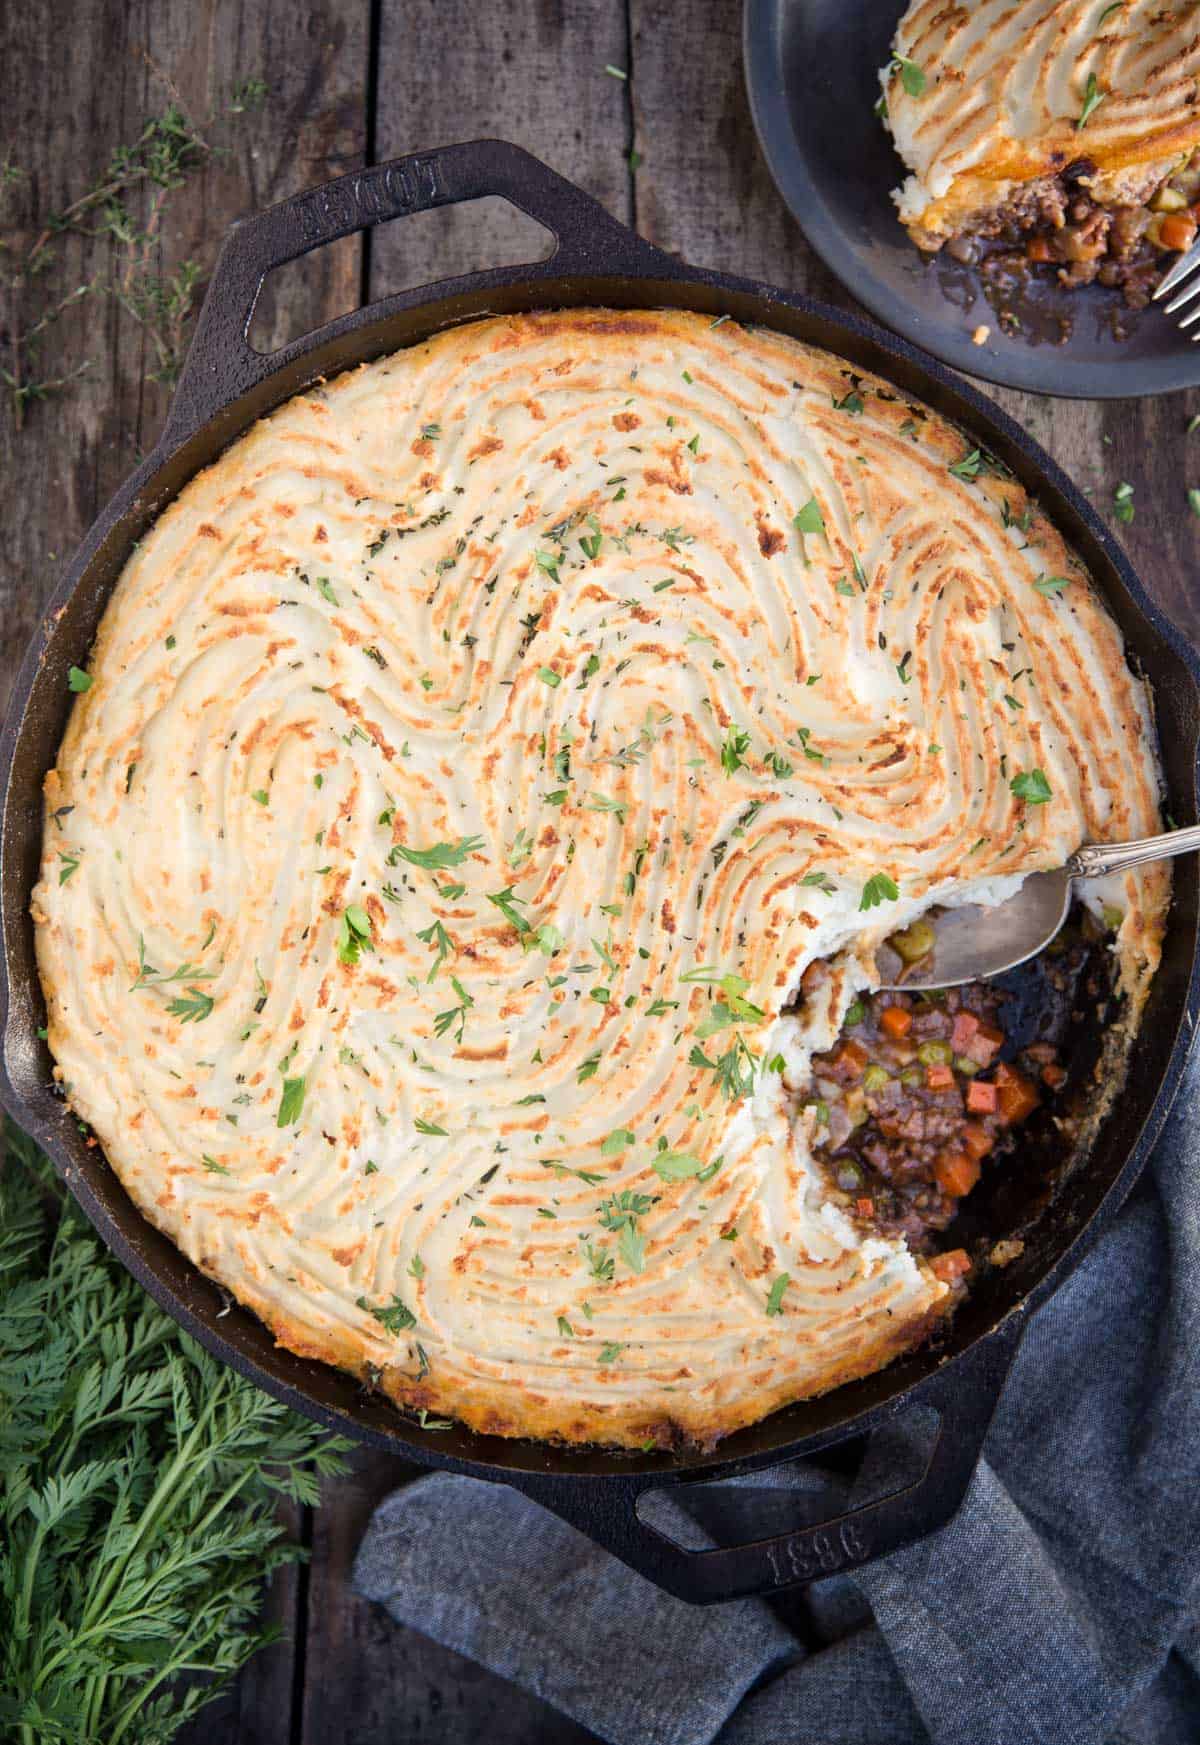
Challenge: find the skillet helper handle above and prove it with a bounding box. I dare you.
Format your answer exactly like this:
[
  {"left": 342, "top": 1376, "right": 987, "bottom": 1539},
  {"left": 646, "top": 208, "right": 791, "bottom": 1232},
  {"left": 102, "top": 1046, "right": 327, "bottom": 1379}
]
[
  {"left": 510, "top": 1318, "right": 1025, "bottom": 1605},
  {"left": 163, "top": 138, "right": 681, "bottom": 447}
]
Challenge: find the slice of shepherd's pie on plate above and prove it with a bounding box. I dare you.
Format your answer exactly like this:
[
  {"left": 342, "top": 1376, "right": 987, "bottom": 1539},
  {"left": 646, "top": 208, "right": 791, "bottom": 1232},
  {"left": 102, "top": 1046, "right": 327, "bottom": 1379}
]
[{"left": 884, "top": 0, "right": 1200, "bottom": 306}]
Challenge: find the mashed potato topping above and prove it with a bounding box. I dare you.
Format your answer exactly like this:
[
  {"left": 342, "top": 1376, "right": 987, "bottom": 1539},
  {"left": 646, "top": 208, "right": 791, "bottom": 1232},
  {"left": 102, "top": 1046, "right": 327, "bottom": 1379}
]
[{"left": 34, "top": 310, "right": 1165, "bottom": 1446}]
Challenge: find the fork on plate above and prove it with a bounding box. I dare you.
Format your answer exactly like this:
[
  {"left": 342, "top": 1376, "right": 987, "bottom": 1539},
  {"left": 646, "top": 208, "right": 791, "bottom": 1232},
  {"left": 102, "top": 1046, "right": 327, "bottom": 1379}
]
[{"left": 1153, "top": 242, "right": 1200, "bottom": 332}]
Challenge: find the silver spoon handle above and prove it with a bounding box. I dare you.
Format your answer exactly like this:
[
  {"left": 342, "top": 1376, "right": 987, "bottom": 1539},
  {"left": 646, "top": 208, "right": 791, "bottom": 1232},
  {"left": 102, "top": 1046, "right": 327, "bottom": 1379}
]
[{"left": 1068, "top": 822, "right": 1200, "bottom": 879}]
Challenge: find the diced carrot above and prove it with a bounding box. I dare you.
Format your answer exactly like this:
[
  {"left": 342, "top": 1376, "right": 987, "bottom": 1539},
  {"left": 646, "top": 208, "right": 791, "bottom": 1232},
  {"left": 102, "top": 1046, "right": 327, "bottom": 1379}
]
[
  {"left": 880, "top": 1005, "right": 914, "bottom": 1039},
  {"left": 1159, "top": 212, "right": 1198, "bottom": 252},
  {"left": 855, "top": 1196, "right": 875, "bottom": 1218},
  {"left": 930, "top": 1247, "right": 972, "bottom": 1284},
  {"left": 950, "top": 1010, "right": 980, "bottom": 1052},
  {"left": 925, "top": 1062, "right": 955, "bottom": 1090},
  {"left": 994, "top": 1061, "right": 1039, "bottom": 1124},
  {"left": 966, "top": 1079, "right": 999, "bottom": 1115},
  {"left": 962, "top": 1120, "right": 995, "bottom": 1160},
  {"left": 1041, "top": 1063, "right": 1067, "bottom": 1091},
  {"left": 1026, "top": 236, "right": 1053, "bottom": 263},
  {"left": 934, "top": 1151, "right": 981, "bottom": 1197}
]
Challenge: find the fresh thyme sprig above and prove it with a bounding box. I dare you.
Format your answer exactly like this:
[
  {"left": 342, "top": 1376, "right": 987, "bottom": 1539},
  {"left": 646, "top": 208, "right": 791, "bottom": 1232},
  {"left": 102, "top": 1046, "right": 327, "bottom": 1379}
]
[{"left": 1, "top": 81, "right": 267, "bottom": 427}]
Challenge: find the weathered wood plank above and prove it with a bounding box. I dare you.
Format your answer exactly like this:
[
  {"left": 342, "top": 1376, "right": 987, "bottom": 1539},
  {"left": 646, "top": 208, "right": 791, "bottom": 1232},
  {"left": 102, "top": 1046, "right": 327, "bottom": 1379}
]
[
  {"left": 370, "top": 0, "right": 633, "bottom": 296},
  {"left": 0, "top": 0, "right": 368, "bottom": 718}
]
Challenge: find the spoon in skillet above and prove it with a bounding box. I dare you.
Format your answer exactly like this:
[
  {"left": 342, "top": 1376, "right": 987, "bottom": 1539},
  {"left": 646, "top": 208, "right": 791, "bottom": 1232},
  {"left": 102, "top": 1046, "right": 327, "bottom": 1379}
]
[{"left": 875, "top": 823, "right": 1200, "bottom": 991}]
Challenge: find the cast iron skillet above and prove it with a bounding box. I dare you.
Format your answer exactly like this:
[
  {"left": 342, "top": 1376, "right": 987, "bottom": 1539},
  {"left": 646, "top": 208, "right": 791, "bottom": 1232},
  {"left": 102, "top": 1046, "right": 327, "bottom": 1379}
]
[{"left": 1, "top": 139, "right": 1197, "bottom": 1605}]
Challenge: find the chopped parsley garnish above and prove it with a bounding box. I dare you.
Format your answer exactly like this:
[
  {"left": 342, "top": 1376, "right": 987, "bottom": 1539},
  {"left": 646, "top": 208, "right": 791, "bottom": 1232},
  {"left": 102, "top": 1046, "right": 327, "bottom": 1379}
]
[
  {"left": 688, "top": 1036, "right": 758, "bottom": 1101},
  {"left": 390, "top": 835, "right": 483, "bottom": 871},
  {"left": 1189, "top": 489, "right": 1200, "bottom": 521},
  {"left": 538, "top": 666, "right": 562, "bottom": 687},
  {"left": 601, "top": 1128, "right": 635, "bottom": 1156},
  {"left": 534, "top": 549, "right": 561, "bottom": 583},
  {"left": 131, "top": 936, "right": 217, "bottom": 993},
  {"left": 582, "top": 1240, "right": 614, "bottom": 1282},
  {"left": 67, "top": 666, "right": 92, "bottom": 692},
  {"left": 948, "top": 448, "right": 982, "bottom": 480},
  {"left": 277, "top": 1074, "right": 306, "bottom": 1128},
  {"left": 598, "top": 1190, "right": 654, "bottom": 1273},
  {"left": 358, "top": 1294, "right": 416, "bottom": 1334},
  {"left": 831, "top": 388, "right": 864, "bottom": 414},
  {"left": 720, "top": 724, "right": 752, "bottom": 775},
  {"left": 533, "top": 921, "right": 563, "bottom": 956},
  {"left": 651, "top": 1150, "right": 706, "bottom": 1181},
  {"left": 765, "top": 1274, "right": 791, "bottom": 1316},
  {"left": 860, "top": 871, "right": 900, "bottom": 911},
  {"left": 315, "top": 576, "right": 338, "bottom": 605},
  {"left": 891, "top": 55, "right": 926, "bottom": 97},
  {"left": 802, "top": 870, "right": 837, "bottom": 895},
  {"left": 557, "top": 1316, "right": 574, "bottom": 1338},
  {"left": 166, "top": 987, "right": 214, "bottom": 1024},
  {"left": 414, "top": 1116, "right": 447, "bottom": 1136},
  {"left": 57, "top": 851, "right": 80, "bottom": 884},
  {"left": 1113, "top": 481, "right": 1135, "bottom": 523},
  {"left": 201, "top": 1154, "right": 230, "bottom": 1175},
  {"left": 1033, "top": 574, "right": 1071, "bottom": 596},
  {"left": 580, "top": 530, "right": 603, "bottom": 560},
  {"left": 1010, "top": 767, "right": 1052, "bottom": 804},
  {"left": 597, "top": 1343, "right": 625, "bottom": 1364},
  {"left": 420, "top": 422, "right": 442, "bottom": 439},
  {"left": 793, "top": 497, "right": 825, "bottom": 537},
  {"left": 1076, "top": 71, "right": 1105, "bottom": 129},
  {"left": 434, "top": 975, "right": 474, "bottom": 1043},
  {"left": 337, "top": 904, "right": 374, "bottom": 967},
  {"left": 251, "top": 789, "right": 269, "bottom": 806},
  {"left": 417, "top": 918, "right": 453, "bottom": 980},
  {"left": 487, "top": 886, "right": 531, "bottom": 936},
  {"left": 585, "top": 792, "right": 627, "bottom": 823}
]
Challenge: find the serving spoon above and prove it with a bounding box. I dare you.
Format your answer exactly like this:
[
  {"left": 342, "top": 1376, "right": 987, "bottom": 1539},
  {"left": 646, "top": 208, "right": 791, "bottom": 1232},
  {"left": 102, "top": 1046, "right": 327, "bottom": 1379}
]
[{"left": 875, "top": 824, "right": 1200, "bottom": 991}]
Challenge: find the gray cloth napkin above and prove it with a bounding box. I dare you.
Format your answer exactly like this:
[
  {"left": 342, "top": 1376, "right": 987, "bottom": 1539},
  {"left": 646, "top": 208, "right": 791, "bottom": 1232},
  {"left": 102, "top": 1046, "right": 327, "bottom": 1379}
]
[{"left": 354, "top": 1041, "right": 1200, "bottom": 1745}]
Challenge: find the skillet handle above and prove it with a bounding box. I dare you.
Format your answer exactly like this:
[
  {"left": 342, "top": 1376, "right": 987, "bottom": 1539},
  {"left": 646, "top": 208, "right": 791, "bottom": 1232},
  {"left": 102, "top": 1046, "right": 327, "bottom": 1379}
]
[
  {"left": 162, "top": 138, "right": 684, "bottom": 448},
  {"left": 508, "top": 1317, "right": 1025, "bottom": 1605}
]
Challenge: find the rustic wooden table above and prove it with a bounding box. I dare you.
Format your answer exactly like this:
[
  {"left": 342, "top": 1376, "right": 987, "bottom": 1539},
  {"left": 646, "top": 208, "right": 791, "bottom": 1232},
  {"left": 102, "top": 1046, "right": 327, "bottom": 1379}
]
[{"left": 4, "top": 1, "right": 1199, "bottom": 1739}]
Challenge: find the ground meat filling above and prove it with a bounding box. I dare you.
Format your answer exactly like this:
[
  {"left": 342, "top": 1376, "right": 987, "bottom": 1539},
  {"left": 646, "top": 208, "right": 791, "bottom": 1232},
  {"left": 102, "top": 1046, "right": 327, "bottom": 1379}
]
[
  {"left": 802, "top": 981, "right": 1064, "bottom": 1285},
  {"left": 944, "top": 151, "right": 1200, "bottom": 310}
]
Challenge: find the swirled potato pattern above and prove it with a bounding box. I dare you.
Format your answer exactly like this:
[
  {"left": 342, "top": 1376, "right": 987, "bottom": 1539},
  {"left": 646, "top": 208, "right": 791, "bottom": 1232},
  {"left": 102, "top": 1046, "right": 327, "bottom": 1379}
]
[
  {"left": 35, "top": 310, "right": 1166, "bottom": 1447},
  {"left": 887, "top": 0, "right": 1200, "bottom": 241}
]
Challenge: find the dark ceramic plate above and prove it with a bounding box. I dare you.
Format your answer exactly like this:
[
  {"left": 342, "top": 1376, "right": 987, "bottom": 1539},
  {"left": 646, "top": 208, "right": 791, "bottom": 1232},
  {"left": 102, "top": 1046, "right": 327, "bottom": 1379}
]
[{"left": 743, "top": 0, "right": 1200, "bottom": 397}]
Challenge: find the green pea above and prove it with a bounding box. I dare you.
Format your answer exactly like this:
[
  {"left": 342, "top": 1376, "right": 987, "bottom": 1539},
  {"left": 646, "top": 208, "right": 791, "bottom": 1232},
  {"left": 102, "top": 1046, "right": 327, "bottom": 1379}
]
[
  {"left": 888, "top": 918, "right": 936, "bottom": 963},
  {"left": 917, "top": 1039, "right": 953, "bottom": 1067},
  {"left": 862, "top": 1063, "right": 891, "bottom": 1092}
]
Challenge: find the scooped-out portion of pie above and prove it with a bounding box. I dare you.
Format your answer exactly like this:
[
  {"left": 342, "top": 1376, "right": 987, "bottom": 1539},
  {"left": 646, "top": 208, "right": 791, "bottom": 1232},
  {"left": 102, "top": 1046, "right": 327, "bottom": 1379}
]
[
  {"left": 883, "top": 0, "right": 1200, "bottom": 306},
  {"left": 34, "top": 308, "right": 1167, "bottom": 1449}
]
